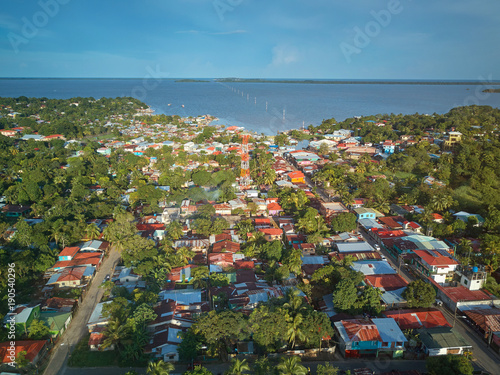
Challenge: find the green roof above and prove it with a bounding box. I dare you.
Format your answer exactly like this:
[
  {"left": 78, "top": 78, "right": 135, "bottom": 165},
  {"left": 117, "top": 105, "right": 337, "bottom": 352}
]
[
  {"left": 40, "top": 311, "right": 71, "bottom": 334},
  {"left": 418, "top": 327, "right": 471, "bottom": 349}
]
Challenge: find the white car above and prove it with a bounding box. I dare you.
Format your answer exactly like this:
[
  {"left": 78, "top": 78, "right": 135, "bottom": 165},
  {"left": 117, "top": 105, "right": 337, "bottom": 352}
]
[{"left": 374, "top": 244, "right": 380, "bottom": 250}]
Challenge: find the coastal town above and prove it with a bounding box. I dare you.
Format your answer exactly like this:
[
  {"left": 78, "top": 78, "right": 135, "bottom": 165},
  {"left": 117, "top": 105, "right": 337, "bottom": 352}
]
[{"left": 0, "top": 97, "right": 499, "bottom": 375}]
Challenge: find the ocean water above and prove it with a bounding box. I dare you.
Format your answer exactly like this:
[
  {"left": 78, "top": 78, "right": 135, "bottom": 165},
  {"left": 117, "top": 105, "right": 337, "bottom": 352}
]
[{"left": 1, "top": 79, "right": 499, "bottom": 135}]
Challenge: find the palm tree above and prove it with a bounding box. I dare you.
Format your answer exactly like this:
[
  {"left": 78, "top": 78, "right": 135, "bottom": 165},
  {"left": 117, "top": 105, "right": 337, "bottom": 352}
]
[
  {"left": 191, "top": 267, "right": 209, "bottom": 289},
  {"left": 284, "top": 289, "right": 307, "bottom": 317},
  {"left": 226, "top": 358, "right": 250, "bottom": 375},
  {"left": 166, "top": 221, "right": 184, "bottom": 240},
  {"left": 287, "top": 314, "right": 306, "bottom": 349},
  {"left": 430, "top": 193, "right": 454, "bottom": 212},
  {"left": 177, "top": 246, "right": 195, "bottom": 265},
  {"left": 146, "top": 360, "right": 174, "bottom": 375},
  {"left": 263, "top": 169, "right": 276, "bottom": 185},
  {"left": 85, "top": 223, "right": 101, "bottom": 240},
  {"left": 102, "top": 318, "right": 128, "bottom": 350},
  {"left": 276, "top": 356, "right": 308, "bottom": 375}
]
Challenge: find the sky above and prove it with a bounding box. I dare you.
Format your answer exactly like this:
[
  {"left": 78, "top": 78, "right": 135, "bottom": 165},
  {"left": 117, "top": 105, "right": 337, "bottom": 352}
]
[{"left": 1, "top": 0, "right": 500, "bottom": 79}]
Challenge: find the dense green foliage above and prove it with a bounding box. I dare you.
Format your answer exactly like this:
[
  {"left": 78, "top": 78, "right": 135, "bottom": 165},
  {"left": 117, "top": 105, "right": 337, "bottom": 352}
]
[{"left": 426, "top": 354, "right": 473, "bottom": 375}]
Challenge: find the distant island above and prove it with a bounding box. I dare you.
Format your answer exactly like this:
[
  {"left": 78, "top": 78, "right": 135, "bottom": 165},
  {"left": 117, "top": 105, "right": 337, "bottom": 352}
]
[
  {"left": 175, "top": 79, "right": 210, "bottom": 83},
  {"left": 483, "top": 88, "right": 500, "bottom": 93},
  {"left": 215, "top": 78, "right": 500, "bottom": 85}
]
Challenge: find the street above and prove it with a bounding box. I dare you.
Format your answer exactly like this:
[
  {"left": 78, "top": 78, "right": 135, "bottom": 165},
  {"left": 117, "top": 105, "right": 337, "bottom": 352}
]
[
  {"left": 357, "top": 228, "right": 500, "bottom": 375},
  {"left": 60, "top": 358, "right": 430, "bottom": 375},
  {"left": 43, "top": 246, "right": 121, "bottom": 375}
]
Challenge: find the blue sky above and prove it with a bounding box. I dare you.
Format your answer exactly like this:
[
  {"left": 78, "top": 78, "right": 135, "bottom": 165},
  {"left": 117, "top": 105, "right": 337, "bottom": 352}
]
[{"left": 1, "top": 0, "right": 500, "bottom": 79}]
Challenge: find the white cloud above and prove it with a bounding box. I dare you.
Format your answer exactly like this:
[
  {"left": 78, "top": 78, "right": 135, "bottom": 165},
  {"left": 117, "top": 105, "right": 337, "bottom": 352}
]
[
  {"left": 0, "top": 14, "right": 20, "bottom": 31},
  {"left": 270, "top": 44, "right": 299, "bottom": 66},
  {"left": 210, "top": 29, "right": 247, "bottom": 35}
]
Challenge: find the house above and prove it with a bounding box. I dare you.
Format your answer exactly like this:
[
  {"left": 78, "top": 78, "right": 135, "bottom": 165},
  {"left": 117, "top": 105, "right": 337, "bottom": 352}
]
[
  {"left": 353, "top": 208, "right": 379, "bottom": 221},
  {"left": 455, "top": 265, "right": 488, "bottom": 291},
  {"left": 351, "top": 260, "right": 397, "bottom": 276},
  {"left": 245, "top": 189, "right": 259, "bottom": 199},
  {"left": 418, "top": 327, "right": 472, "bottom": 356},
  {"left": 213, "top": 203, "right": 232, "bottom": 216},
  {"left": 0, "top": 340, "right": 48, "bottom": 366},
  {"left": 58, "top": 247, "right": 80, "bottom": 261},
  {"left": 113, "top": 266, "right": 142, "bottom": 285},
  {"left": 174, "top": 236, "right": 209, "bottom": 252},
  {"left": 334, "top": 318, "right": 407, "bottom": 358},
  {"left": 462, "top": 308, "right": 500, "bottom": 340},
  {"left": 453, "top": 211, "right": 485, "bottom": 227},
  {"left": 382, "top": 140, "right": 396, "bottom": 154},
  {"left": 430, "top": 278, "right": 500, "bottom": 312},
  {"left": 287, "top": 171, "right": 305, "bottom": 184},
  {"left": 42, "top": 297, "right": 76, "bottom": 312},
  {"left": 87, "top": 301, "right": 112, "bottom": 332},
  {"left": 258, "top": 228, "right": 283, "bottom": 242},
  {"left": 336, "top": 241, "right": 374, "bottom": 253},
  {"left": 161, "top": 207, "right": 180, "bottom": 224},
  {"left": 4, "top": 305, "right": 40, "bottom": 335},
  {"left": 319, "top": 202, "right": 348, "bottom": 224},
  {"left": 252, "top": 198, "right": 268, "bottom": 214},
  {"left": 442, "top": 131, "right": 462, "bottom": 150},
  {"left": 364, "top": 274, "right": 408, "bottom": 291},
  {"left": 267, "top": 201, "right": 283, "bottom": 216},
  {"left": 39, "top": 311, "right": 72, "bottom": 338},
  {"left": 1, "top": 204, "right": 31, "bottom": 218},
  {"left": 167, "top": 265, "right": 195, "bottom": 282},
  {"left": 412, "top": 250, "right": 458, "bottom": 284},
  {"left": 46, "top": 266, "right": 95, "bottom": 288},
  {"left": 88, "top": 326, "right": 112, "bottom": 351},
  {"left": 212, "top": 240, "right": 240, "bottom": 253},
  {"left": 384, "top": 309, "right": 451, "bottom": 330}
]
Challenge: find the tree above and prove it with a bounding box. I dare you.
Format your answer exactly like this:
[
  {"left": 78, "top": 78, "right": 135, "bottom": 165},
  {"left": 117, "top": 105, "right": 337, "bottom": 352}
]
[
  {"left": 85, "top": 223, "right": 101, "bottom": 240},
  {"left": 28, "top": 319, "right": 50, "bottom": 339},
  {"left": 252, "top": 357, "right": 274, "bottom": 375},
  {"left": 166, "top": 221, "right": 184, "bottom": 240},
  {"left": 177, "top": 329, "right": 203, "bottom": 362},
  {"left": 332, "top": 279, "right": 358, "bottom": 312},
  {"left": 287, "top": 314, "right": 306, "bottom": 349},
  {"left": 184, "top": 366, "right": 214, "bottom": 375},
  {"left": 225, "top": 358, "right": 250, "bottom": 375},
  {"left": 16, "top": 351, "right": 29, "bottom": 368},
  {"left": 316, "top": 363, "right": 339, "bottom": 375},
  {"left": 193, "top": 310, "right": 249, "bottom": 361},
  {"left": 276, "top": 356, "right": 308, "bottom": 375},
  {"left": 191, "top": 266, "right": 209, "bottom": 289},
  {"left": 249, "top": 305, "right": 289, "bottom": 351},
  {"left": 146, "top": 360, "right": 175, "bottom": 375},
  {"left": 330, "top": 213, "right": 357, "bottom": 233},
  {"left": 426, "top": 354, "right": 473, "bottom": 375},
  {"left": 403, "top": 280, "right": 436, "bottom": 308},
  {"left": 209, "top": 273, "right": 229, "bottom": 287},
  {"left": 102, "top": 318, "right": 129, "bottom": 350}
]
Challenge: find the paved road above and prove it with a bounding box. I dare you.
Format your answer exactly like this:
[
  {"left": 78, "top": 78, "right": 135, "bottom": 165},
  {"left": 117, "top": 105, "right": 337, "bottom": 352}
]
[
  {"left": 43, "top": 246, "right": 121, "bottom": 375},
  {"left": 438, "top": 305, "right": 500, "bottom": 374},
  {"left": 62, "top": 359, "right": 429, "bottom": 375},
  {"left": 358, "top": 229, "right": 500, "bottom": 374}
]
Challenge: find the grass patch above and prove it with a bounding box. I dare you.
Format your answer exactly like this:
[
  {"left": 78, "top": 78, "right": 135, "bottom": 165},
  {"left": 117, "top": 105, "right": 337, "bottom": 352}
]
[
  {"left": 68, "top": 334, "right": 119, "bottom": 367},
  {"left": 452, "top": 186, "right": 483, "bottom": 211}
]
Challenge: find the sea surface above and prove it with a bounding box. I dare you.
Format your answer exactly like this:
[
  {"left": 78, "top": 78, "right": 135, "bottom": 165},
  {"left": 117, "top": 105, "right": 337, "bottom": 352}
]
[{"left": 1, "top": 79, "right": 499, "bottom": 135}]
